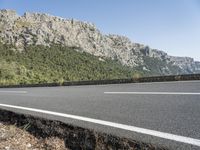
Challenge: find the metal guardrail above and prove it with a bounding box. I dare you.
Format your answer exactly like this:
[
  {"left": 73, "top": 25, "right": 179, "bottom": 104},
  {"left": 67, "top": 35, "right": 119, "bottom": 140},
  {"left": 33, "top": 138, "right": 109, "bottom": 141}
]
[{"left": 0, "top": 74, "right": 200, "bottom": 88}]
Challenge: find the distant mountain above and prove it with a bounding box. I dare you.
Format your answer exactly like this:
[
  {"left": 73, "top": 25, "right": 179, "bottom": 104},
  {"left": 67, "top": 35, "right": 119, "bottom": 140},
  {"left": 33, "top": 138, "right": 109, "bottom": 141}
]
[{"left": 0, "top": 9, "right": 200, "bottom": 76}]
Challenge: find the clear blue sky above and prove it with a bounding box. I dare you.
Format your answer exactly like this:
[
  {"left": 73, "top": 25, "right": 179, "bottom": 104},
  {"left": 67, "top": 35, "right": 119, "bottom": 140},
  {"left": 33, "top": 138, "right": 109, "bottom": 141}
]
[{"left": 0, "top": 0, "right": 200, "bottom": 60}]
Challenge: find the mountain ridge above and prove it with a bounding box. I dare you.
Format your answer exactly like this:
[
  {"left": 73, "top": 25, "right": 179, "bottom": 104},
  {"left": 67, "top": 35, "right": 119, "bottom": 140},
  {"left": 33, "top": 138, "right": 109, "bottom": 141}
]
[{"left": 0, "top": 9, "right": 200, "bottom": 75}]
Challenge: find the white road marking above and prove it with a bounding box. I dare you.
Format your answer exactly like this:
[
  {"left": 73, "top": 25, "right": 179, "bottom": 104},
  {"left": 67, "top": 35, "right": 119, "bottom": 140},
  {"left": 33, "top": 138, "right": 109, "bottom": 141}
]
[
  {"left": 0, "top": 91, "right": 27, "bottom": 94},
  {"left": 0, "top": 103, "right": 200, "bottom": 146},
  {"left": 104, "top": 92, "right": 200, "bottom": 95}
]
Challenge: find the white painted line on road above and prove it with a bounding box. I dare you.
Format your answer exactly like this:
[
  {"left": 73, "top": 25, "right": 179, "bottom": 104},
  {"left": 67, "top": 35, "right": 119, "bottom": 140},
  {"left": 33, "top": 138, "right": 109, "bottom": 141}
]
[
  {"left": 0, "top": 103, "right": 200, "bottom": 146},
  {"left": 0, "top": 91, "right": 27, "bottom": 94},
  {"left": 104, "top": 92, "right": 200, "bottom": 95}
]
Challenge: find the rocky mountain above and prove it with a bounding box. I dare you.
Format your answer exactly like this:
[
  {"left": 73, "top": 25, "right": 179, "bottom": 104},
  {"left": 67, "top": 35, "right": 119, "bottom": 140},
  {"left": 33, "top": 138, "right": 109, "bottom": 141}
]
[{"left": 0, "top": 9, "right": 199, "bottom": 75}]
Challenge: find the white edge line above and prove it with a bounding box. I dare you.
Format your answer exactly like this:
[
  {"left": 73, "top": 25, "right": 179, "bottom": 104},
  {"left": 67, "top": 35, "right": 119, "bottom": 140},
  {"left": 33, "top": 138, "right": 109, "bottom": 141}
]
[
  {"left": 104, "top": 92, "right": 200, "bottom": 95},
  {"left": 0, "top": 91, "right": 27, "bottom": 94},
  {"left": 0, "top": 103, "right": 200, "bottom": 147}
]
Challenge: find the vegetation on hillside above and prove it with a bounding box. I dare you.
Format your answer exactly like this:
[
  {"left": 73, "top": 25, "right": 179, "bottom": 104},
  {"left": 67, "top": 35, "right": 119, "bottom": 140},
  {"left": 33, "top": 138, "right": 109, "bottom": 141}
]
[{"left": 0, "top": 43, "right": 144, "bottom": 85}]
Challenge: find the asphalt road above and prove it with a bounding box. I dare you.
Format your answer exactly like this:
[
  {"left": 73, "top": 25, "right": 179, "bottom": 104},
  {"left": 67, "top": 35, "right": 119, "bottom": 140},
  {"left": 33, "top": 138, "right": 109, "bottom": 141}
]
[{"left": 0, "top": 80, "right": 200, "bottom": 149}]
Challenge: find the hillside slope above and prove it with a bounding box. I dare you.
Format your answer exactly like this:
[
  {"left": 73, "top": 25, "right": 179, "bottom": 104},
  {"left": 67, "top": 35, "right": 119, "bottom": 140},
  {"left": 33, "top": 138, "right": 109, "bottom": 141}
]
[
  {"left": 0, "top": 43, "right": 144, "bottom": 85},
  {"left": 0, "top": 9, "right": 200, "bottom": 80}
]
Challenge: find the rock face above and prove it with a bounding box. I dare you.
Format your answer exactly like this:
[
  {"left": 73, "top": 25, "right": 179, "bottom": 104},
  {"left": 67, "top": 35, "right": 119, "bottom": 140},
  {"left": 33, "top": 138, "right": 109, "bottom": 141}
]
[{"left": 0, "top": 9, "right": 199, "bottom": 74}]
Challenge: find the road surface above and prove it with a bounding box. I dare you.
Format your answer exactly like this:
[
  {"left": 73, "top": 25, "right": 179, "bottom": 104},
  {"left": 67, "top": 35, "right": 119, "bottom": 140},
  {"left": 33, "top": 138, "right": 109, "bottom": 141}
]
[{"left": 0, "top": 80, "right": 200, "bottom": 149}]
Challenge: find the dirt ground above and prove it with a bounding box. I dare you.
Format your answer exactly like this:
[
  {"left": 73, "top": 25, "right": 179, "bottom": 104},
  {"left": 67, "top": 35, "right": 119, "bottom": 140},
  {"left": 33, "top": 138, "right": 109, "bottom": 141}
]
[
  {"left": 0, "top": 109, "right": 167, "bottom": 150},
  {"left": 0, "top": 122, "right": 67, "bottom": 150}
]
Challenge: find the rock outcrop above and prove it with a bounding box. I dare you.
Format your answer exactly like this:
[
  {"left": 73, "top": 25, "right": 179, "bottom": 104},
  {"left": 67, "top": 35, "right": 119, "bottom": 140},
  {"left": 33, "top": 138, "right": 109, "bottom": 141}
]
[{"left": 0, "top": 9, "right": 199, "bottom": 74}]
